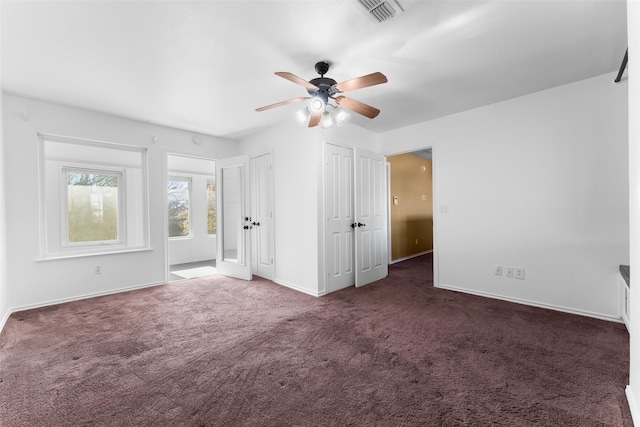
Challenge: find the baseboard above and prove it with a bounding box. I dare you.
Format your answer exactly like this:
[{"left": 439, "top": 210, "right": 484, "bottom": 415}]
[
  {"left": 390, "top": 250, "right": 433, "bottom": 265},
  {"left": 1, "top": 281, "right": 166, "bottom": 334},
  {"left": 0, "top": 308, "right": 11, "bottom": 335},
  {"left": 627, "top": 385, "right": 639, "bottom": 426},
  {"left": 273, "top": 279, "right": 321, "bottom": 297},
  {"left": 436, "top": 283, "right": 624, "bottom": 323}
]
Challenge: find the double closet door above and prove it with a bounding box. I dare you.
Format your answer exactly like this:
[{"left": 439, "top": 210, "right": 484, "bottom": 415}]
[{"left": 325, "top": 143, "right": 388, "bottom": 293}]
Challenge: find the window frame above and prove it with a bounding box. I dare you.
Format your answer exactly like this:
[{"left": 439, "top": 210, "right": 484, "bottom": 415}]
[
  {"left": 37, "top": 133, "right": 150, "bottom": 260},
  {"left": 167, "top": 175, "right": 193, "bottom": 239},
  {"left": 61, "top": 165, "right": 126, "bottom": 248}
]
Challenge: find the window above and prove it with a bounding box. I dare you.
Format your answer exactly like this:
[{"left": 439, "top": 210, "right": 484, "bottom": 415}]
[
  {"left": 65, "top": 168, "right": 122, "bottom": 245},
  {"left": 38, "top": 133, "right": 149, "bottom": 259},
  {"left": 168, "top": 178, "right": 191, "bottom": 238},
  {"left": 207, "top": 180, "right": 216, "bottom": 235}
]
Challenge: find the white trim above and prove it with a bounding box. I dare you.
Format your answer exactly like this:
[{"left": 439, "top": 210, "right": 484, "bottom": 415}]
[
  {"left": 627, "top": 386, "right": 640, "bottom": 426},
  {"left": 35, "top": 246, "right": 153, "bottom": 261},
  {"left": 273, "top": 279, "right": 322, "bottom": 297},
  {"left": 164, "top": 151, "right": 218, "bottom": 284},
  {"left": 386, "top": 162, "right": 392, "bottom": 265},
  {"left": 0, "top": 280, "right": 166, "bottom": 333},
  {"left": 437, "top": 283, "right": 625, "bottom": 323},
  {"left": 431, "top": 145, "right": 439, "bottom": 290},
  {"left": 0, "top": 309, "right": 11, "bottom": 335},
  {"left": 384, "top": 144, "right": 438, "bottom": 286},
  {"left": 37, "top": 132, "right": 146, "bottom": 153},
  {"left": 390, "top": 250, "right": 433, "bottom": 265}
]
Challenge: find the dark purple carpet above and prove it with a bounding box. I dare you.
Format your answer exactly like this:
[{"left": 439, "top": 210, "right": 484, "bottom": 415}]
[{"left": 0, "top": 255, "right": 632, "bottom": 426}]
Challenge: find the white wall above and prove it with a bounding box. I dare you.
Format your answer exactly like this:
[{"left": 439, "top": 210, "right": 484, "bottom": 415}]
[
  {"left": 239, "top": 121, "right": 322, "bottom": 295},
  {"left": 626, "top": 1, "right": 640, "bottom": 423},
  {"left": 0, "top": 3, "right": 8, "bottom": 328},
  {"left": 380, "top": 72, "right": 629, "bottom": 321},
  {"left": 2, "top": 94, "right": 238, "bottom": 314}
]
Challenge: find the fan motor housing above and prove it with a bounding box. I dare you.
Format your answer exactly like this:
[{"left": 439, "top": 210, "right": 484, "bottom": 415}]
[{"left": 307, "top": 61, "right": 338, "bottom": 102}]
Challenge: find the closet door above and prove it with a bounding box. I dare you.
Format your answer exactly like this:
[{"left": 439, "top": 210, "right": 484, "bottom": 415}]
[
  {"left": 325, "top": 144, "right": 355, "bottom": 292},
  {"left": 354, "top": 148, "right": 388, "bottom": 287},
  {"left": 250, "top": 152, "right": 275, "bottom": 280},
  {"left": 325, "top": 143, "right": 388, "bottom": 293}
]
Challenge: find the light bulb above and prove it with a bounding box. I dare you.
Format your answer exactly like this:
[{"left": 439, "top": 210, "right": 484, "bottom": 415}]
[
  {"left": 308, "top": 97, "right": 326, "bottom": 114},
  {"left": 295, "top": 108, "right": 310, "bottom": 124},
  {"left": 332, "top": 107, "right": 351, "bottom": 127},
  {"left": 319, "top": 112, "right": 335, "bottom": 129}
]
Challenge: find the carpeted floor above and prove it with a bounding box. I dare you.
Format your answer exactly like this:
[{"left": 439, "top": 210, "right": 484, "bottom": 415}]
[{"left": 0, "top": 255, "right": 633, "bottom": 426}]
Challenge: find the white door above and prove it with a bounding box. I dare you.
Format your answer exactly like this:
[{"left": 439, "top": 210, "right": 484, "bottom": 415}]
[
  {"left": 250, "top": 153, "right": 275, "bottom": 280},
  {"left": 325, "top": 144, "right": 355, "bottom": 292},
  {"left": 216, "top": 155, "right": 252, "bottom": 281},
  {"left": 354, "top": 148, "right": 388, "bottom": 287},
  {"left": 325, "top": 144, "right": 388, "bottom": 292}
]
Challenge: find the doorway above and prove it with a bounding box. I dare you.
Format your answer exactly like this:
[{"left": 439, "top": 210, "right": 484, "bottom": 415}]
[
  {"left": 387, "top": 149, "right": 434, "bottom": 264},
  {"left": 166, "top": 154, "right": 217, "bottom": 281}
]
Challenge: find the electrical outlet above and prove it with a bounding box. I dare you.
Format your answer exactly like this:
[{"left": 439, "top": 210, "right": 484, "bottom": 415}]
[
  {"left": 515, "top": 267, "right": 525, "bottom": 280},
  {"left": 415, "top": 239, "right": 418, "bottom": 245},
  {"left": 505, "top": 267, "right": 514, "bottom": 278},
  {"left": 94, "top": 265, "right": 101, "bottom": 275},
  {"left": 494, "top": 265, "right": 503, "bottom": 276}
]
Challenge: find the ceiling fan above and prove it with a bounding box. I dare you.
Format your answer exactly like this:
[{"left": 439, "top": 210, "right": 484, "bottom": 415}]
[{"left": 256, "top": 61, "right": 388, "bottom": 128}]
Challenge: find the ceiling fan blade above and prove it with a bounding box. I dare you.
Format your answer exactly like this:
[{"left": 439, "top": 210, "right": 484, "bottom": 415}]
[
  {"left": 275, "top": 72, "right": 319, "bottom": 91},
  {"left": 256, "top": 97, "right": 309, "bottom": 112},
  {"left": 308, "top": 114, "right": 322, "bottom": 127},
  {"left": 335, "top": 96, "right": 380, "bottom": 119},
  {"left": 335, "top": 72, "right": 387, "bottom": 93}
]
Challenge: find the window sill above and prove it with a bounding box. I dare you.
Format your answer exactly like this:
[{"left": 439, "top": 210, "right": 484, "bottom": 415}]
[{"left": 36, "top": 247, "right": 153, "bottom": 262}]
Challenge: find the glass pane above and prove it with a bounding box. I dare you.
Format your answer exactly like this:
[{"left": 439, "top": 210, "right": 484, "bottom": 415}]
[
  {"left": 221, "top": 166, "right": 242, "bottom": 263},
  {"left": 207, "top": 181, "right": 216, "bottom": 235},
  {"left": 168, "top": 179, "right": 190, "bottom": 237},
  {"left": 67, "top": 171, "right": 119, "bottom": 243}
]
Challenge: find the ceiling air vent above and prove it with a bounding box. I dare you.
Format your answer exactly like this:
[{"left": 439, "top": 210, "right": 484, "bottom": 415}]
[{"left": 358, "top": 0, "right": 404, "bottom": 23}]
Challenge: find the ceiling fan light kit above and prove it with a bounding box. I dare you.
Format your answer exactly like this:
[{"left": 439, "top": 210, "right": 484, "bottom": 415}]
[{"left": 256, "top": 61, "right": 387, "bottom": 129}]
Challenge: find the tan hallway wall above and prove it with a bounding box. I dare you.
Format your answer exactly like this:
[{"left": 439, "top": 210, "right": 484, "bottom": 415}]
[{"left": 387, "top": 153, "right": 433, "bottom": 261}]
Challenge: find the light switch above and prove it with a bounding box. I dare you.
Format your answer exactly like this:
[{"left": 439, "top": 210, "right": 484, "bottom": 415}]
[{"left": 393, "top": 196, "right": 398, "bottom": 205}]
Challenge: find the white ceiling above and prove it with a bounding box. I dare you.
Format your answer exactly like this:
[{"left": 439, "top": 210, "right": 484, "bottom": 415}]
[{"left": 1, "top": 1, "right": 628, "bottom": 140}]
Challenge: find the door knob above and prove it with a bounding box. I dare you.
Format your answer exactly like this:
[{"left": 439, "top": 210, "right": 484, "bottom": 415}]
[
  {"left": 251, "top": 222, "right": 260, "bottom": 226},
  {"left": 350, "top": 223, "right": 356, "bottom": 228},
  {"left": 357, "top": 222, "right": 366, "bottom": 227}
]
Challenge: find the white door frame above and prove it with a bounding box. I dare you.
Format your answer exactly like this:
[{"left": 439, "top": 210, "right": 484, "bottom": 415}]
[
  {"left": 384, "top": 145, "right": 439, "bottom": 288},
  {"left": 163, "top": 151, "right": 217, "bottom": 283}
]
